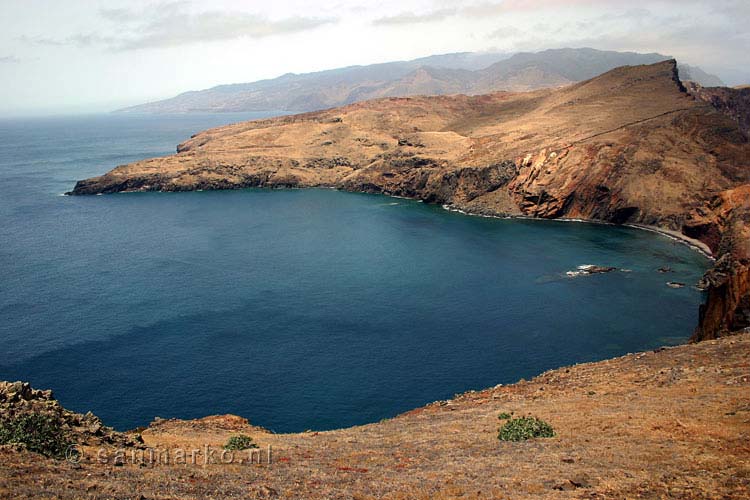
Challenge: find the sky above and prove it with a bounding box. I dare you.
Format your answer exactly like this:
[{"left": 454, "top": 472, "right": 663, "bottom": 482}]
[{"left": 1, "top": 0, "right": 748, "bottom": 115}]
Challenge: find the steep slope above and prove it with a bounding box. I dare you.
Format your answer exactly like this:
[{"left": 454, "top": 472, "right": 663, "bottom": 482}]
[
  {"left": 73, "top": 60, "right": 750, "bottom": 340},
  {"left": 118, "top": 48, "right": 723, "bottom": 114},
  {"left": 685, "top": 82, "right": 750, "bottom": 134}
]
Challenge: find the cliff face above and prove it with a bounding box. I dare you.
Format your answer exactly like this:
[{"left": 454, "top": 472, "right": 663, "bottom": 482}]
[
  {"left": 687, "top": 186, "right": 750, "bottom": 340},
  {"left": 685, "top": 82, "right": 750, "bottom": 135},
  {"left": 71, "top": 60, "right": 750, "bottom": 340}
]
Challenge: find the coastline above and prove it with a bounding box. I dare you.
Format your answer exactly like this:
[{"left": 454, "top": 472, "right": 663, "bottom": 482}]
[
  {"left": 6, "top": 187, "right": 746, "bottom": 498},
  {"left": 68, "top": 183, "right": 716, "bottom": 260},
  {"left": 624, "top": 223, "right": 714, "bottom": 260},
  {"left": 439, "top": 201, "right": 715, "bottom": 260}
]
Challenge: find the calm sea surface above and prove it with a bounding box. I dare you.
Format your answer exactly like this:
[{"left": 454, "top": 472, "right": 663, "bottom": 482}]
[{"left": 0, "top": 113, "right": 709, "bottom": 432}]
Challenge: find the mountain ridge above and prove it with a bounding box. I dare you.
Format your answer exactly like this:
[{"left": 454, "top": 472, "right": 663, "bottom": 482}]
[{"left": 118, "top": 48, "right": 724, "bottom": 114}]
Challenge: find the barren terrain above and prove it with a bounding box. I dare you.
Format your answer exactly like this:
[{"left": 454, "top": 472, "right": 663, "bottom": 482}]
[{"left": 2, "top": 333, "right": 749, "bottom": 498}]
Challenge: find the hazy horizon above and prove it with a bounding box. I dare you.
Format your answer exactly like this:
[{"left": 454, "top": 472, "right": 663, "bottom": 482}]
[{"left": 1, "top": 0, "right": 748, "bottom": 116}]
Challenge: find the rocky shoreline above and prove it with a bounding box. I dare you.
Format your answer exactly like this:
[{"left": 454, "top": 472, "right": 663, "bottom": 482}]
[
  {"left": 68, "top": 172, "right": 749, "bottom": 342},
  {"left": 624, "top": 223, "right": 715, "bottom": 259},
  {"left": 442, "top": 202, "right": 716, "bottom": 259}
]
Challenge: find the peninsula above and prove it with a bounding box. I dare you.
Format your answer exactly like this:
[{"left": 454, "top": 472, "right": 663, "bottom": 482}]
[{"left": 71, "top": 60, "right": 750, "bottom": 341}]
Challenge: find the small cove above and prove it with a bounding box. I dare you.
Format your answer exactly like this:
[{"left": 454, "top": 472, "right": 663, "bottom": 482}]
[{"left": 0, "top": 114, "right": 710, "bottom": 432}]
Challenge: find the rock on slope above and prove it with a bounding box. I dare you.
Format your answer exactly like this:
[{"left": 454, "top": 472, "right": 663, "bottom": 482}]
[
  {"left": 72, "top": 60, "right": 750, "bottom": 340},
  {"left": 0, "top": 381, "right": 139, "bottom": 450}
]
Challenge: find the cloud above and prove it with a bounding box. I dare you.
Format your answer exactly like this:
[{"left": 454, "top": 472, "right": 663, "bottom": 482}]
[
  {"left": 373, "top": 8, "right": 456, "bottom": 26},
  {"left": 99, "top": 7, "right": 145, "bottom": 24},
  {"left": 17, "top": 35, "right": 65, "bottom": 47},
  {"left": 372, "top": 0, "right": 709, "bottom": 25},
  {"left": 114, "top": 11, "right": 336, "bottom": 51},
  {"left": 369, "top": 1, "right": 618, "bottom": 26},
  {"left": 19, "top": 33, "right": 123, "bottom": 49},
  {"left": 22, "top": 1, "right": 337, "bottom": 51},
  {"left": 488, "top": 25, "right": 523, "bottom": 39},
  {"left": 0, "top": 56, "right": 21, "bottom": 64},
  {"left": 371, "top": 0, "right": 589, "bottom": 24}
]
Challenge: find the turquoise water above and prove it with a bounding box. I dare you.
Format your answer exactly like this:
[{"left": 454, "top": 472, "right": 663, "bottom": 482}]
[{"left": 0, "top": 114, "right": 709, "bottom": 432}]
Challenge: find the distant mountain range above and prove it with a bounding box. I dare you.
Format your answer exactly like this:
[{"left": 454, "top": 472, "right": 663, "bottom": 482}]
[{"left": 118, "top": 48, "right": 725, "bottom": 114}]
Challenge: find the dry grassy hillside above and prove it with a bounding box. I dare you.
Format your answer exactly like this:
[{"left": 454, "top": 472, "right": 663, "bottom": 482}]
[
  {"left": 2, "top": 334, "right": 749, "bottom": 498},
  {"left": 72, "top": 61, "right": 747, "bottom": 224}
]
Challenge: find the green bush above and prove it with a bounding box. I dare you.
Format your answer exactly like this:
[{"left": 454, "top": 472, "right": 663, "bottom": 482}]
[
  {"left": 498, "top": 412, "right": 512, "bottom": 420},
  {"left": 498, "top": 416, "right": 554, "bottom": 442},
  {"left": 0, "top": 414, "right": 72, "bottom": 457},
  {"left": 223, "top": 434, "right": 258, "bottom": 450}
]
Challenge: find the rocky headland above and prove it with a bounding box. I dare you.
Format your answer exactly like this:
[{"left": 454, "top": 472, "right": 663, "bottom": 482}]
[{"left": 70, "top": 60, "right": 750, "bottom": 341}]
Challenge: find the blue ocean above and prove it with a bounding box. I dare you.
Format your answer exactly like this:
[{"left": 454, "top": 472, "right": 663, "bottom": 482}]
[{"left": 0, "top": 113, "right": 709, "bottom": 432}]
